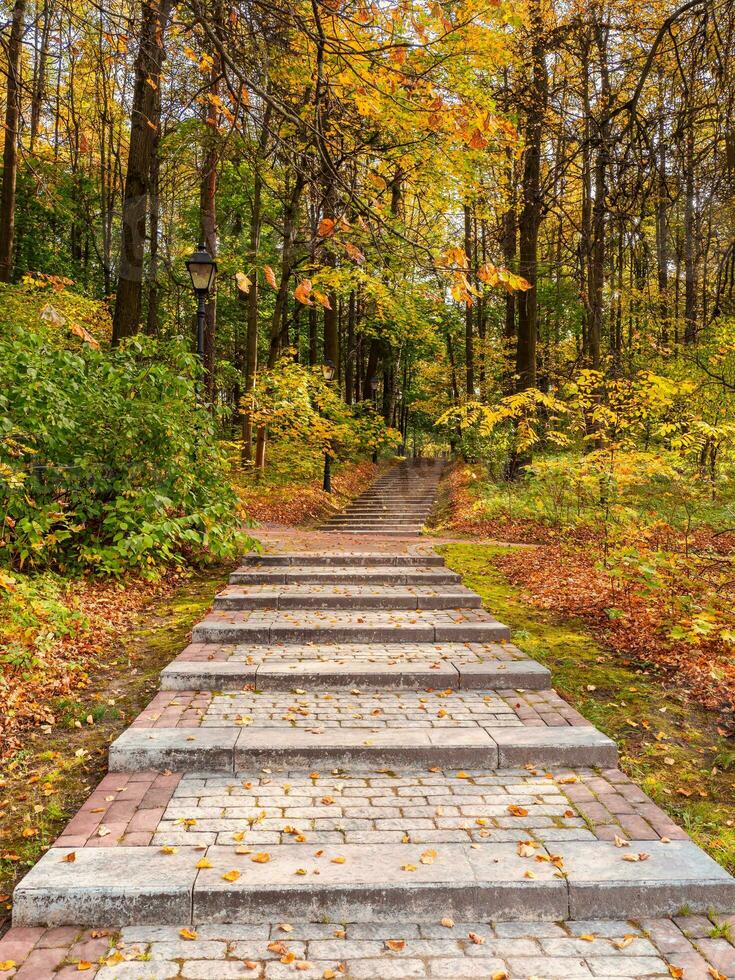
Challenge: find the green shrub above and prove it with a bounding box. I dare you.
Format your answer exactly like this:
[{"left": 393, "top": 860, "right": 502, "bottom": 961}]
[{"left": 1, "top": 328, "right": 250, "bottom": 574}]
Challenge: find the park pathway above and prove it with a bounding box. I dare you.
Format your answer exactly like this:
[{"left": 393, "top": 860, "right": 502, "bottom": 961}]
[{"left": 3, "top": 462, "right": 735, "bottom": 978}]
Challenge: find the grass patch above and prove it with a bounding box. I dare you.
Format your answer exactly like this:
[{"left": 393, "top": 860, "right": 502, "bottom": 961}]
[
  {"left": 440, "top": 542, "right": 735, "bottom": 873},
  {"left": 0, "top": 566, "right": 227, "bottom": 921}
]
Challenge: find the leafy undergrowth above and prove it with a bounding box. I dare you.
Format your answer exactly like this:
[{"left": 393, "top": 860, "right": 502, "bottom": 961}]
[
  {"left": 430, "top": 463, "right": 560, "bottom": 543},
  {"left": 441, "top": 543, "right": 735, "bottom": 874},
  {"left": 235, "top": 451, "right": 387, "bottom": 527},
  {"left": 0, "top": 567, "right": 226, "bottom": 920},
  {"left": 432, "top": 463, "right": 735, "bottom": 718},
  {"left": 0, "top": 569, "right": 192, "bottom": 759}
]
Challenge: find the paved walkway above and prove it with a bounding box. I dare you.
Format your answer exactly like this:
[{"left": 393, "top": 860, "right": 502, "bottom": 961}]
[{"left": 3, "top": 468, "right": 735, "bottom": 978}]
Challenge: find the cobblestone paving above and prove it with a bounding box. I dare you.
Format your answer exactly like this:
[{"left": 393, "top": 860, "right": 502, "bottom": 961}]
[
  {"left": 2, "top": 917, "right": 733, "bottom": 978},
  {"left": 128, "top": 689, "right": 587, "bottom": 730},
  {"left": 54, "top": 767, "right": 686, "bottom": 850},
  {"left": 171, "top": 640, "right": 530, "bottom": 664}
]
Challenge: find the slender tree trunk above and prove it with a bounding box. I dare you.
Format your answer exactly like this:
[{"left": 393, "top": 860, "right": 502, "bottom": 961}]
[
  {"left": 0, "top": 0, "right": 26, "bottom": 282},
  {"left": 200, "top": 56, "right": 219, "bottom": 399},
  {"left": 242, "top": 172, "right": 262, "bottom": 462},
  {"left": 30, "top": 0, "right": 51, "bottom": 152},
  {"left": 655, "top": 107, "right": 669, "bottom": 343},
  {"left": 683, "top": 122, "right": 697, "bottom": 344},
  {"left": 112, "top": 0, "right": 174, "bottom": 343},
  {"left": 515, "top": 0, "right": 547, "bottom": 392},
  {"left": 464, "top": 203, "right": 474, "bottom": 397}
]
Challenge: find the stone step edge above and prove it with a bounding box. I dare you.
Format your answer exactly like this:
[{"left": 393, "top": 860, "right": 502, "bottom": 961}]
[
  {"left": 241, "top": 555, "right": 445, "bottom": 567},
  {"left": 159, "top": 658, "right": 552, "bottom": 691},
  {"left": 13, "top": 840, "right": 735, "bottom": 927},
  {"left": 107, "top": 724, "right": 616, "bottom": 772},
  {"left": 191, "top": 621, "right": 512, "bottom": 644},
  {"left": 228, "top": 571, "right": 462, "bottom": 584},
  {"left": 212, "top": 594, "right": 482, "bottom": 611}
]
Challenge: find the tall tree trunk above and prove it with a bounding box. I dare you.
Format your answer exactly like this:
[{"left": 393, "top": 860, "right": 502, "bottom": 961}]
[
  {"left": 464, "top": 203, "right": 474, "bottom": 397},
  {"left": 588, "top": 12, "right": 610, "bottom": 371},
  {"left": 242, "top": 172, "right": 262, "bottom": 461},
  {"left": 655, "top": 106, "right": 669, "bottom": 343},
  {"left": 30, "top": 0, "right": 51, "bottom": 152},
  {"left": 683, "top": 121, "right": 697, "bottom": 344},
  {"left": 0, "top": 0, "right": 26, "bottom": 282},
  {"left": 200, "top": 57, "right": 219, "bottom": 399},
  {"left": 112, "top": 0, "right": 174, "bottom": 343},
  {"left": 515, "top": 0, "right": 547, "bottom": 392},
  {"left": 146, "top": 91, "right": 162, "bottom": 336}
]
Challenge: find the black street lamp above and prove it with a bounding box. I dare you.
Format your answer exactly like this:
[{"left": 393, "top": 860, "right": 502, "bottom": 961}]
[
  {"left": 185, "top": 242, "right": 217, "bottom": 363},
  {"left": 369, "top": 375, "right": 379, "bottom": 463},
  {"left": 321, "top": 359, "right": 336, "bottom": 493}
]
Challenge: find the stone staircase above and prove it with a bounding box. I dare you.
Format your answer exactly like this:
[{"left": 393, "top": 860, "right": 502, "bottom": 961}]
[
  {"left": 321, "top": 458, "right": 444, "bottom": 535},
  {"left": 8, "top": 481, "right": 735, "bottom": 977}
]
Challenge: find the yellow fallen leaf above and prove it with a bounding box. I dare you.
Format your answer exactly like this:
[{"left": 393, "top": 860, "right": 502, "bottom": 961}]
[
  {"left": 77, "top": 963, "right": 93, "bottom": 972},
  {"left": 179, "top": 928, "right": 198, "bottom": 940},
  {"left": 401, "top": 863, "right": 417, "bottom": 872},
  {"left": 160, "top": 846, "right": 177, "bottom": 854},
  {"left": 252, "top": 852, "right": 270, "bottom": 863},
  {"left": 222, "top": 869, "right": 241, "bottom": 882},
  {"left": 420, "top": 848, "right": 437, "bottom": 865},
  {"left": 331, "top": 856, "right": 346, "bottom": 864},
  {"left": 323, "top": 970, "right": 337, "bottom": 979},
  {"left": 523, "top": 870, "right": 536, "bottom": 878},
  {"left": 196, "top": 857, "right": 213, "bottom": 869},
  {"left": 294, "top": 868, "right": 307, "bottom": 875},
  {"left": 0, "top": 965, "right": 16, "bottom": 974},
  {"left": 440, "top": 917, "right": 454, "bottom": 928},
  {"left": 492, "top": 972, "right": 509, "bottom": 980},
  {"left": 579, "top": 933, "right": 595, "bottom": 941}
]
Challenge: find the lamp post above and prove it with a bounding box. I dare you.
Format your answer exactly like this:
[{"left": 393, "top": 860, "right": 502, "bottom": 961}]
[
  {"left": 369, "top": 375, "right": 379, "bottom": 464},
  {"left": 321, "top": 358, "right": 336, "bottom": 493},
  {"left": 185, "top": 242, "right": 217, "bottom": 366}
]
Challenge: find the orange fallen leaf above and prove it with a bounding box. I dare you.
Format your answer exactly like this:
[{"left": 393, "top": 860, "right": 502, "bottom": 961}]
[
  {"left": 222, "top": 869, "right": 241, "bottom": 882},
  {"left": 179, "top": 928, "right": 198, "bottom": 940},
  {"left": 468, "top": 932, "right": 485, "bottom": 944},
  {"left": 385, "top": 940, "right": 405, "bottom": 951},
  {"left": 507, "top": 805, "right": 528, "bottom": 817},
  {"left": 252, "top": 853, "right": 270, "bottom": 863}
]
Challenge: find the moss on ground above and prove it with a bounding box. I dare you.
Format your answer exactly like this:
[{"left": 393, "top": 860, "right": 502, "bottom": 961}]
[
  {"left": 441, "top": 542, "right": 735, "bottom": 873},
  {"left": 0, "top": 567, "right": 227, "bottom": 919}
]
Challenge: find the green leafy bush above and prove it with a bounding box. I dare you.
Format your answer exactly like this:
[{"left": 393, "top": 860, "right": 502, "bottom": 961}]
[{"left": 1, "top": 327, "right": 249, "bottom": 574}]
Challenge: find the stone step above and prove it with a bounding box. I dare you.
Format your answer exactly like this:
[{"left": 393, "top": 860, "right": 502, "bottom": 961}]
[
  {"left": 241, "top": 554, "right": 445, "bottom": 567},
  {"left": 325, "top": 517, "right": 428, "bottom": 525},
  {"left": 323, "top": 526, "right": 425, "bottom": 534},
  {"left": 324, "top": 529, "right": 427, "bottom": 536},
  {"left": 109, "top": 687, "right": 617, "bottom": 772},
  {"left": 160, "top": 656, "right": 551, "bottom": 691},
  {"left": 192, "top": 609, "right": 511, "bottom": 644},
  {"left": 159, "top": 640, "right": 549, "bottom": 691},
  {"left": 109, "top": 725, "right": 615, "bottom": 772},
  {"left": 14, "top": 839, "right": 734, "bottom": 926},
  {"left": 213, "top": 584, "right": 482, "bottom": 610},
  {"left": 229, "top": 567, "right": 462, "bottom": 585}
]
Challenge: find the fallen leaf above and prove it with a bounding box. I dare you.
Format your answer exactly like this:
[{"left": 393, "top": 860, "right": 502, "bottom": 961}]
[
  {"left": 252, "top": 853, "right": 270, "bottom": 863},
  {"left": 440, "top": 917, "right": 454, "bottom": 928},
  {"left": 507, "top": 805, "right": 529, "bottom": 817},
  {"left": 222, "top": 869, "right": 241, "bottom": 882},
  {"left": 179, "top": 928, "right": 198, "bottom": 940},
  {"left": 196, "top": 857, "right": 213, "bottom": 869},
  {"left": 62, "top": 852, "right": 76, "bottom": 863},
  {"left": 385, "top": 939, "right": 405, "bottom": 951},
  {"left": 77, "top": 964, "right": 93, "bottom": 972},
  {"left": 468, "top": 932, "right": 485, "bottom": 945},
  {"left": 401, "top": 863, "right": 417, "bottom": 872},
  {"left": 420, "top": 848, "right": 437, "bottom": 865}
]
